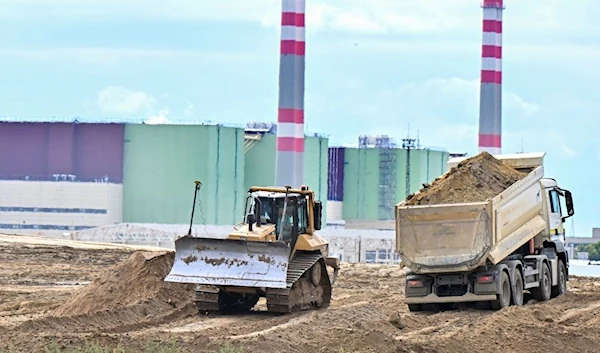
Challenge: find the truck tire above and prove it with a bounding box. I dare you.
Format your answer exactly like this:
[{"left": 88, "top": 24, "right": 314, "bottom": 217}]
[
  {"left": 408, "top": 304, "right": 423, "bottom": 312},
  {"left": 511, "top": 269, "right": 524, "bottom": 306},
  {"left": 551, "top": 260, "right": 567, "bottom": 298},
  {"left": 490, "top": 271, "right": 511, "bottom": 310},
  {"left": 422, "top": 303, "right": 442, "bottom": 312},
  {"left": 531, "top": 262, "right": 551, "bottom": 302}
]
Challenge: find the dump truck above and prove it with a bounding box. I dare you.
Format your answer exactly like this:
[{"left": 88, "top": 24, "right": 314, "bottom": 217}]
[
  {"left": 395, "top": 152, "right": 575, "bottom": 311},
  {"left": 165, "top": 182, "right": 340, "bottom": 314}
]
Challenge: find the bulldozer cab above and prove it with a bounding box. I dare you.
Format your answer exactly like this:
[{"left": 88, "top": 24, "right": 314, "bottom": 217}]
[{"left": 248, "top": 191, "right": 310, "bottom": 247}]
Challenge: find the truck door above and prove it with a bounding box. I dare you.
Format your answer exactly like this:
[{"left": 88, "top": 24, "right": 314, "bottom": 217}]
[{"left": 547, "top": 189, "right": 564, "bottom": 235}]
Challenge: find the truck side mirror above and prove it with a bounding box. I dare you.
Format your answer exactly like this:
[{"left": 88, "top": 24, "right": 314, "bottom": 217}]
[
  {"left": 565, "top": 190, "right": 574, "bottom": 217},
  {"left": 313, "top": 201, "right": 323, "bottom": 230}
]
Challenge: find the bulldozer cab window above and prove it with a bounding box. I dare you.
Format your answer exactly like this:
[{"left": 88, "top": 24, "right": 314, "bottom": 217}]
[
  {"left": 297, "top": 198, "right": 308, "bottom": 235},
  {"left": 255, "top": 195, "right": 302, "bottom": 243},
  {"left": 278, "top": 198, "right": 298, "bottom": 244},
  {"left": 258, "top": 197, "right": 277, "bottom": 224}
]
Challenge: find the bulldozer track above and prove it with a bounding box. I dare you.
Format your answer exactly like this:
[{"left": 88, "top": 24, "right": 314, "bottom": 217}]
[
  {"left": 265, "top": 252, "right": 332, "bottom": 313},
  {"left": 194, "top": 286, "right": 259, "bottom": 314},
  {"left": 194, "top": 252, "right": 332, "bottom": 314}
]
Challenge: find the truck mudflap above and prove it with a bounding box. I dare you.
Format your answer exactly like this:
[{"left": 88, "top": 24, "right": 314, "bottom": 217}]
[
  {"left": 404, "top": 293, "right": 497, "bottom": 305},
  {"left": 164, "top": 236, "right": 290, "bottom": 289}
]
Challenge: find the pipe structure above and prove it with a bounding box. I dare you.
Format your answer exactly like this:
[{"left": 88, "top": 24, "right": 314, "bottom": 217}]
[
  {"left": 478, "top": 0, "right": 504, "bottom": 155},
  {"left": 276, "top": 0, "right": 306, "bottom": 187}
]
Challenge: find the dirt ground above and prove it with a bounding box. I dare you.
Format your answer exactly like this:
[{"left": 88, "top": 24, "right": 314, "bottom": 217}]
[
  {"left": 404, "top": 152, "right": 527, "bottom": 205},
  {"left": 1, "top": 234, "right": 600, "bottom": 353}
]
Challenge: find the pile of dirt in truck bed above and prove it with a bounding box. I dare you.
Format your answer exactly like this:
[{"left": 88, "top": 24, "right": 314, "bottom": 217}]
[
  {"left": 16, "top": 251, "right": 197, "bottom": 333},
  {"left": 405, "top": 151, "right": 527, "bottom": 205}
]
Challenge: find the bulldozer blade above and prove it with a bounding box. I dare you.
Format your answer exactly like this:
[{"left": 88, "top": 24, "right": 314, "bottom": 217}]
[{"left": 165, "top": 236, "right": 291, "bottom": 289}]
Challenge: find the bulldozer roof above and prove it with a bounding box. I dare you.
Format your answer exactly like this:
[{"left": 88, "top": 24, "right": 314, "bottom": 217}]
[
  {"left": 249, "top": 186, "right": 314, "bottom": 197},
  {"left": 253, "top": 190, "right": 303, "bottom": 198}
]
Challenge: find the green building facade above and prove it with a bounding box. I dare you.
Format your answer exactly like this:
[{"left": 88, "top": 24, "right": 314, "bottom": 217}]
[
  {"left": 341, "top": 147, "right": 449, "bottom": 221},
  {"left": 120, "top": 124, "right": 446, "bottom": 226},
  {"left": 122, "top": 124, "right": 329, "bottom": 225},
  {"left": 122, "top": 124, "right": 245, "bottom": 225}
]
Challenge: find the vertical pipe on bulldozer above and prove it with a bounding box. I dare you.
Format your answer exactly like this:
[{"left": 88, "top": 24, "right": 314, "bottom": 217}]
[
  {"left": 234, "top": 128, "right": 239, "bottom": 217},
  {"left": 188, "top": 181, "right": 202, "bottom": 236},
  {"left": 215, "top": 125, "right": 221, "bottom": 224}
]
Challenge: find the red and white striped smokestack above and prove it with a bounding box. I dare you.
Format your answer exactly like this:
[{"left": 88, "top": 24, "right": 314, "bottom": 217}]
[
  {"left": 275, "top": 0, "right": 306, "bottom": 187},
  {"left": 478, "top": 0, "right": 504, "bottom": 155}
]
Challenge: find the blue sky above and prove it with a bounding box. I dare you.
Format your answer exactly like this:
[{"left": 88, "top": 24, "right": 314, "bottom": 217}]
[{"left": 1, "top": 0, "right": 598, "bottom": 235}]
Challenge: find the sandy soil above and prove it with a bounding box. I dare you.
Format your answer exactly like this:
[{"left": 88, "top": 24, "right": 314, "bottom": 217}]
[
  {"left": 1, "top": 234, "right": 600, "bottom": 353},
  {"left": 405, "top": 151, "right": 527, "bottom": 205}
]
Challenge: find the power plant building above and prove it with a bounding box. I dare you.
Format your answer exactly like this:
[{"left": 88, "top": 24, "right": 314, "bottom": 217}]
[
  {"left": 0, "top": 121, "right": 450, "bottom": 235},
  {"left": 327, "top": 135, "right": 450, "bottom": 228},
  {"left": 0, "top": 120, "right": 329, "bottom": 234}
]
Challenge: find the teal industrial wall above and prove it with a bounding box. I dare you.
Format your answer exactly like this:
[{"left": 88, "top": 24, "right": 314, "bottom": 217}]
[
  {"left": 244, "top": 133, "right": 329, "bottom": 221},
  {"left": 122, "top": 124, "right": 245, "bottom": 225},
  {"left": 342, "top": 147, "right": 450, "bottom": 221}
]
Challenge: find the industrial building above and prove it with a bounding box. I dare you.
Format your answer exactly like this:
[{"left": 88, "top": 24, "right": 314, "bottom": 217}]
[
  {"left": 0, "top": 121, "right": 450, "bottom": 236},
  {"left": 0, "top": 120, "right": 329, "bottom": 234},
  {"left": 327, "top": 135, "right": 450, "bottom": 229}
]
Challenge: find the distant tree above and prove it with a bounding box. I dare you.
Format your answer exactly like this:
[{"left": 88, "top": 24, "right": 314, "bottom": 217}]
[{"left": 578, "top": 243, "right": 600, "bottom": 261}]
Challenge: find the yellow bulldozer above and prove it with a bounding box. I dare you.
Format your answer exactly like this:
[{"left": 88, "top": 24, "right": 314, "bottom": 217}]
[{"left": 165, "top": 182, "right": 340, "bottom": 314}]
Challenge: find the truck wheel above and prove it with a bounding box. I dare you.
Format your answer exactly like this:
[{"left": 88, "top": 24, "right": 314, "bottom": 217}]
[
  {"left": 531, "top": 262, "right": 551, "bottom": 302},
  {"left": 551, "top": 260, "right": 567, "bottom": 298},
  {"left": 408, "top": 304, "right": 423, "bottom": 312},
  {"left": 511, "top": 269, "right": 524, "bottom": 306},
  {"left": 490, "top": 271, "right": 511, "bottom": 310},
  {"left": 422, "top": 303, "right": 442, "bottom": 312}
]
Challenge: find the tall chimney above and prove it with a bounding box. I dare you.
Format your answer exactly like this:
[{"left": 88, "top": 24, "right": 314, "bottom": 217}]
[
  {"left": 478, "top": 0, "right": 504, "bottom": 155},
  {"left": 276, "top": 0, "right": 305, "bottom": 187}
]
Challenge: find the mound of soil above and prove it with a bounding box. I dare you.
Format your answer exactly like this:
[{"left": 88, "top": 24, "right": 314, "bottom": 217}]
[
  {"left": 17, "top": 251, "right": 197, "bottom": 333},
  {"left": 54, "top": 251, "right": 193, "bottom": 316},
  {"left": 405, "top": 152, "right": 527, "bottom": 205}
]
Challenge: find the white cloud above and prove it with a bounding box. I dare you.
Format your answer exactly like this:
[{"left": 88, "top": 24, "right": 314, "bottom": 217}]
[
  {"left": 0, "top": 48, "right": 256, "bottom": 64},
  {"left": 3, "top": 0, "right": 599, "bottom": 36},
  {"left": 97, "top": 86, "right": 155, "bottom": 114},
  {"left": 326, "top": 75, "right": 599, "bottom": 162},
  {"left": 546, "top": 131, "right": 577, "bottom": 157},
  {"left": 505, "top": 92, "right": 539, "bottom": 116},
  {"left": 184, "top": 101, "right": 195, "bottom": 118},
  {"left": 93, "top": 86, "right": 196, "bottom": 123},
  {"left": 144, "top": 109, "right": 171, "bottom": 124},
  {"left": 311, "top": 76, "right": 541, "bottom": 155}
]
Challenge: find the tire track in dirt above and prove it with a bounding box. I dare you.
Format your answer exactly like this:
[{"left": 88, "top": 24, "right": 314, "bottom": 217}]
[
  {"left": 224, "top": 301, "right": 372, "bottom": 339},
  {"left": 228, "top": 313, "right": 316, "bottom": 340}
]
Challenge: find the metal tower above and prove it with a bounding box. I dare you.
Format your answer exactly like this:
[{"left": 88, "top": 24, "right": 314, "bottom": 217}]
[
  {"left": 402, "top": 137, "right": 417, "bottom": 198},
  {"left": 478, "top": 0, "right": 504, "bottom": 155},
  {"left": 275, "top": 0, "right": 306, "bottom": 187}
]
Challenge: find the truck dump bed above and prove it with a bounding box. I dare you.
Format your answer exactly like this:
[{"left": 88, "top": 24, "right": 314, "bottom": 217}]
[{"left": 395, "top": 153, "right": 547, "bottom": 274}]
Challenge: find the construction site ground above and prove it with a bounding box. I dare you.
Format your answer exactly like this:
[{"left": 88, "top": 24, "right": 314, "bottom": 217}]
[{"left": 1, "top": 234, "right": 600, "bottom": 353}]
